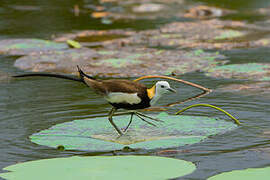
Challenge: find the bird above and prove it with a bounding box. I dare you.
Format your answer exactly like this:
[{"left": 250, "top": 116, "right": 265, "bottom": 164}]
[{"left": 13, "top": 66, "right": 176, "bottom": 135}]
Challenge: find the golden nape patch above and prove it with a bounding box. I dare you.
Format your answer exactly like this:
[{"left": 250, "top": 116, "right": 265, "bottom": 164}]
[{"left": 147, "top": 85, "right": 156, "bottom": 99}]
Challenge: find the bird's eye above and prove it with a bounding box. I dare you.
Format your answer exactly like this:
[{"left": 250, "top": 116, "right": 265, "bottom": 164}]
[{"left": 161, "top": 85, "right": 165, "bottom": 88}]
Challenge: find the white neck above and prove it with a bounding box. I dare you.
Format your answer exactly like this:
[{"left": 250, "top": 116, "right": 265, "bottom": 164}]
[{"left": 150, "top": 93, "right": 162, "bottom": 106}]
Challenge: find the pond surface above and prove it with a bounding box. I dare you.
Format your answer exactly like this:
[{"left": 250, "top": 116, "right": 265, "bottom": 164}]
[{"left": 1, "top": 0, "right": 270, "bottom": 179}]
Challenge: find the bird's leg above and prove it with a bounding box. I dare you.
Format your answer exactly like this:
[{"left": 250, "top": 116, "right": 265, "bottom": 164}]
[
  {"left": 135, "top": 112, "right": 164, "bottom": 122},
  {"left": 134, "top": 113, "right": 157, "bottom": 127},
  {"left": 123, "top": 112, "right": 134, "bottom": 132},
  {"left": 108, "top": 107, "right": 123, "bottom": 136}
]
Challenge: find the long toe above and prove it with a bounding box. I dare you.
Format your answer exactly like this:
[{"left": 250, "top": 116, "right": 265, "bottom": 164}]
[{"left": 135, "top": 112, "right": 164, "bottom": 122}]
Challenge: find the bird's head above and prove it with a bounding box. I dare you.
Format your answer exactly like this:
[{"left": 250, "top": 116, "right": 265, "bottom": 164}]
[{"left": 155, "top": 81, "right": 176, "bottom": 95}]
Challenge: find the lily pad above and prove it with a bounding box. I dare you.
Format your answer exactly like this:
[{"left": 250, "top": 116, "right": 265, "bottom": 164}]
[
  {"left": 208, "top": 167, "right": 270, "bottom": 180},
  {"left": 13, "top": 46, "right": 225, "bottom": 77},
  {"left": 139, "top": 19, "right": 249, "bottom": 50},
  {"left": 0, "top": 156, "right": 195, "bottom": 180},
  {"left": 30, "top": 112, "right": 238, "bottom": 151},
  {"left": 0, "top": 39, "right": 68, "bottom": 55},
  {"left": 214, "top": 30, "right": 244, "bottom": 40},
  {"left": 14, "top": 48, "right": 100, "bottom": 73},
  {"left": 184, "top": 5, "right": 232, "bottom": 19},
  {"left": 132, "top": 3, "right": 166, "bottom": 13},
  {"left": 94, "top": 58, "right": 142, "bottom": 68},
  {"left": 54, "top": 30, "right": 133, "bottom": 47},
  {"left": 217, "top": 82, "right": 270, "bottom": 95},
  {"left": 206, "top": 63, "right": 270, "bottom": 81}
]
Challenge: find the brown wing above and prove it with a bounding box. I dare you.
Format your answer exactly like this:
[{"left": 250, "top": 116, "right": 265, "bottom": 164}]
[
  {"left": 101, "top": 79, "right": 147, "bottom": 94},
  {"left": 83, "top": 78, "right": 148, "bottom": 96}
]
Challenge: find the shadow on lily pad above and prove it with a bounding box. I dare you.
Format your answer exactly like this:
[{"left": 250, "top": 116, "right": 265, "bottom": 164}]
[
  {"left": 30, "top": 112, "right": 238, "bottom": 151},
  {"left": 208, "top": 166, "right": 270, "bottom": 180},
  {"left": 0, "top": 156, "right": 196, "bottom": 180}
]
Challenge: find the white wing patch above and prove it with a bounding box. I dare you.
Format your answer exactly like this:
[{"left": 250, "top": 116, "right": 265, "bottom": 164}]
[{"left": 105, "top": 92, "right": 141, "bottom": 104}]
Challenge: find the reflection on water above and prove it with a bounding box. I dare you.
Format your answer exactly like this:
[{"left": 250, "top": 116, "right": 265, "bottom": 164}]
[{"left": 1, "top": 0, "right": 270, "bottom": 179}]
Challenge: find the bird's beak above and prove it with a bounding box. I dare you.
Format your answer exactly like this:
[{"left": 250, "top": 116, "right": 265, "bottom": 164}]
[{"left": 167, "top": 87, "right": 177, "bottom": 93}]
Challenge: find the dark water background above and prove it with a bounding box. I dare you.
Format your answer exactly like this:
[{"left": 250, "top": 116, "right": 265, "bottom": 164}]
[{"left": 1, "top": 0, "right": 270, "bottom": 179}]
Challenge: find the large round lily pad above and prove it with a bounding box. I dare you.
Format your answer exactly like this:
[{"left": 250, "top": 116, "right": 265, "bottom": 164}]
[
  {"left": 208, "top": 167, "right": 270, "bottom": 180},
  {"left": 0, "top": 39, "right": 68, "bottom": 55},
  {"left": 30, "top": 112, "right": 238, "bottom": 151},
  {"left": 13, "top": 46, "right": 225, "bottom": 77},
  {"left": 0, "top": 155, "right": 195, "bottom": 180}
]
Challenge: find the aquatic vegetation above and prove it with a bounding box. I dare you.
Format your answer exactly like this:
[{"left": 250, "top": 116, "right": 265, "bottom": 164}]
[
  {"left": 217, "top": 82, "right": 270, "bottom": 95},
  {"left": 0, "top": 39, "right": 68, "bottom": 55},
  {"left": 208, "top": 167, "right": 270, "bottom": 180},
  {"left": 94, "top": 58, "right": 142, "bottom": 68},
  {"left": 206, "top": 63, "right": 270, "bottom": 81},
  {"left": 66, "top": 40, "right": 82, "bottom": 49},
  {"left": 13, "top": 45, "right": 225, "bottom": 77},
  {"left": 214, "top": 30, "right": 244, "bottom": 40},
  {"left": 0, "top": 156, "right": 196, "bottom": 180},
  {"left": 14, "top": 48, "right": 99, "bottom": 73},
  {"left": 30, "top": 112, "right": 238, "bottom": 151},
  {"left": 184, "top": 5, "right": 232, "bottom": 19}
]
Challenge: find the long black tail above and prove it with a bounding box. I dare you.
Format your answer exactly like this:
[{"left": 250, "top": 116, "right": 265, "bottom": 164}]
[
  {"left": 12, "top": 66, "right": 94, "bottom": 83},
  {"left": 76, "top": 65, "right": 95, "bottom": 80}
]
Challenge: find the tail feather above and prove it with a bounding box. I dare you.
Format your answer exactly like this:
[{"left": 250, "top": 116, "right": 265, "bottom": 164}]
[
  {"left": 13, "top": 73, "right": 83, "bottom": 82},
  {"left": 13, "top": 66, "right": 95, "bottom": 84},
  {"left": 77, "top": 65, "right": 95, "bottom": 80}
]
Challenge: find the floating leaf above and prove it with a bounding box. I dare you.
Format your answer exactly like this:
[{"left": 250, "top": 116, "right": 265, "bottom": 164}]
[
  {"left": 0, "top": 156, "right": 195, "bottom": 180},
  {"left": 14, "top": 48, "right": 99, "bottom": 73},
  {"left": 215, "top": 30, "right": 243, "bottom": 40},
  {"left": 0, "top": 39, "right": 68, "bottom": 55},
  {"left": 208, "top": 167, "right": 270, "bottom": 180},
  {"left": 66, "top": 40, "right": 81, "bottom": 49},
  {"left": 94, "top": 58, "right": 142, "bottom": 68},
  {"left": 217, "top": 82, "right": 270, "bottom": 95},
  {"left": 132, "top": 3, "right": 165, "bottom": 13},
  {"left": 12, "top": 42, "right": 225, "bottom": 77},
  {"left": 184, "top": 5, "right": 227, "bottom": 19},
  {"left": 30, "top": 112, "right": 238, "bottom": 151},
  {"left": 206, "top": 63, "right": 270, "bottom": 81}
]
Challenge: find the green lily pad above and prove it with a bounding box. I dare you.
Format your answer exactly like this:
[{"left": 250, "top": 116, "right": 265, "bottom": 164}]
[
  {"left": 30, "top": 112, "right": 237, "bottom": 151},
  {"left": 208, "top": 167, "right": 270, "bottom": 180},
  {"left": 218, "top": 82, "right": 270, "bottom": 95},
  {"left": 214, "top": 30, "right": 244, "bottom": 40},
  {"left": 13, "top": 46, "right": 225, "bottom": 77},
  {"left": 14, "top": 48, "right": 99, "bottom": 72},
  {"left": 0, "top": 39, "right": 68, "bottom": 55},
  {"left": 94, "top": 58, "right": 142, "bottom": 68},
  {"left": 0, "top": 156, "right": 195, "bottom": 180},
  {"left": 206, "top": 63, "right": 270, "bottom": 81}
]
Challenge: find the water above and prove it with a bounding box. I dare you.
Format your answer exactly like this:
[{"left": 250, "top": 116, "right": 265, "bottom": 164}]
[{"left": 1, "top": 0, "right": 270, "bottom": 179}]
